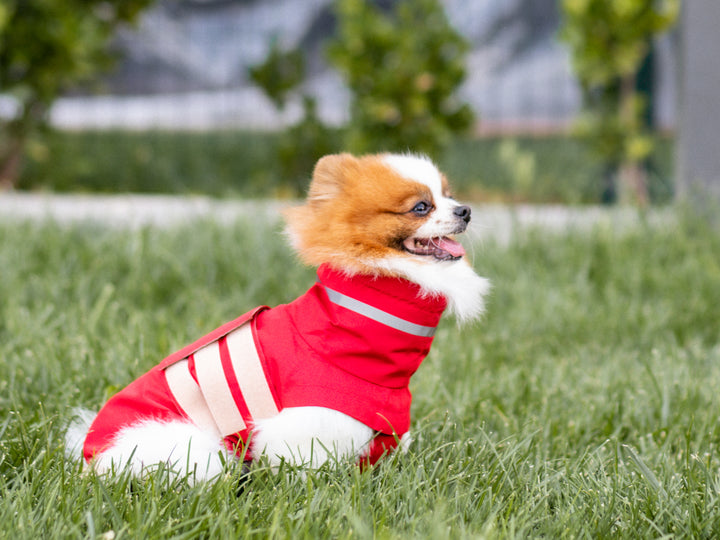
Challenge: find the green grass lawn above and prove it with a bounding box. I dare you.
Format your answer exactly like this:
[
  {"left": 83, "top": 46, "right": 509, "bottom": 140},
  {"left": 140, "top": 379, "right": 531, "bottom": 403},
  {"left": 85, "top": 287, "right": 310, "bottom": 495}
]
[{"left": 1, "top": 209, "right": 719, "bottom": 538}]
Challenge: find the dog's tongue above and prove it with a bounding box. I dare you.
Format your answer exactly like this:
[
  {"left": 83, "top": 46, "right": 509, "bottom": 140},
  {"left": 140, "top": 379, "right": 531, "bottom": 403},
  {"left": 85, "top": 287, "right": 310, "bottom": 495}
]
[{"left": 436, "top": 237, "right": 465, "bottom": 258}]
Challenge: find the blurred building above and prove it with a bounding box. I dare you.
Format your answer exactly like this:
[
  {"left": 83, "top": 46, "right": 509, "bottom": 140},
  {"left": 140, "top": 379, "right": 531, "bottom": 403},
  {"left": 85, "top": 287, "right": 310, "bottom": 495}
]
[{"left": 49, "top": 0, "right": 678, "bottom": 134}]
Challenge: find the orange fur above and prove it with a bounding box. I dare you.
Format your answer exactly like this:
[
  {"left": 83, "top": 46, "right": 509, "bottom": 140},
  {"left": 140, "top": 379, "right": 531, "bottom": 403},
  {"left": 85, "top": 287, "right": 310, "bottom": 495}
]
[{"left": 284, "top": 153, "right": 439, "bottom": 275}]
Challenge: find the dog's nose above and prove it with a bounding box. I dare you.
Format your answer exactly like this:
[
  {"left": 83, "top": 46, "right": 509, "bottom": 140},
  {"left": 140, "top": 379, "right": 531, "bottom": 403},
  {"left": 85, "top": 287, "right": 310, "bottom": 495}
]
[{"left": 453, "top": 205, "right": 471, "bottom": 223}]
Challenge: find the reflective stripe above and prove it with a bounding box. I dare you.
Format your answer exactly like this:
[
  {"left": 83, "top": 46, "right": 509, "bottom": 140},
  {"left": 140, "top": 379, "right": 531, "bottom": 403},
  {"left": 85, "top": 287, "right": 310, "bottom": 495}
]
[
  {"left": 194, "top": 341, "right": 247, "bottom": 436},
  {"left": 164, "top": 322, "right": 280, "bottom": 437},
  {"left": 323, "top": 286, "right": 436, "bottom": 337},
  {"left": 164, "top": 359, "right": 222, "bottom": 438},
  {"left": 225, "top": 324, "right": 279, "bottom": 420}
]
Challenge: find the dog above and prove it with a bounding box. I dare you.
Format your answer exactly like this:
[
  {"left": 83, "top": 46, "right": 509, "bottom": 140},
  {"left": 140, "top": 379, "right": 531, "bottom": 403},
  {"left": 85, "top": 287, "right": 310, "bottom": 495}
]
[{"left": 66, "top": 152, "right": 490, "bottom": 481}]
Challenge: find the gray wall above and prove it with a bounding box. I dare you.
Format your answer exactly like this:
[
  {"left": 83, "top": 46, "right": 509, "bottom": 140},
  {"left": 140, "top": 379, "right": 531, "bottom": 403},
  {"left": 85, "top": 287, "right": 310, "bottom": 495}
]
[{"left": 676, "top": 0, "right": 720, "bottom": 199}]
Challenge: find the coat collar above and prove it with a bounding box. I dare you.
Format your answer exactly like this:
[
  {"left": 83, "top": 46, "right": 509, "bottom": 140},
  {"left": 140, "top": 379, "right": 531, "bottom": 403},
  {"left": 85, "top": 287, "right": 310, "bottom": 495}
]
[
  {"left": 315, "top": 263, "right": 447, "bottom": 332},
  {"left": 270, "top": 263, "right": 449, "bottom": 391}
]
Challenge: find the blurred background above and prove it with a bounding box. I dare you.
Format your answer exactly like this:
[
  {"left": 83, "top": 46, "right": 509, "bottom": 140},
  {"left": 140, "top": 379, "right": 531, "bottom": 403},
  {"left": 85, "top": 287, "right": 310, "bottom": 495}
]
[{"left": 0, "top": 0, "right": 704, "bottom": 205}]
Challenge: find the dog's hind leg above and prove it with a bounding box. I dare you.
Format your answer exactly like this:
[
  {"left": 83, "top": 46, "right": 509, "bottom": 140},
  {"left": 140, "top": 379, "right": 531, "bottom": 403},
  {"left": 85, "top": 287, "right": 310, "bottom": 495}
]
[{"left": 91, "top": 419, "right": 231, "bottom": 482}]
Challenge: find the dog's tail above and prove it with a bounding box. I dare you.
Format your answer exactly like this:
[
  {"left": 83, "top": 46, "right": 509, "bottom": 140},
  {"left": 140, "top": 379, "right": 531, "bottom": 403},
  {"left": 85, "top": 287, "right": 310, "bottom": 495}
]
[{"left": 64, "top": 408, "right": 96, "bottom": 460}]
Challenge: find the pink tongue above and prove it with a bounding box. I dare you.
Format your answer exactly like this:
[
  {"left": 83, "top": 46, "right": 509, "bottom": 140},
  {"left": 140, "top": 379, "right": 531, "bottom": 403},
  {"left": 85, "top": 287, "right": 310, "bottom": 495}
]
[{"left": 436, "top": 237, "right": 465, "bottom": 257}]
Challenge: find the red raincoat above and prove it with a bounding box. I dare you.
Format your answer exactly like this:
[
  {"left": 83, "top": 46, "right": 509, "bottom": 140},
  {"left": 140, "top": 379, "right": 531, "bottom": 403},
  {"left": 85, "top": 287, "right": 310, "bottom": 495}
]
[{"left": 83, "top": 264, "right": 447, "bottom": 465}]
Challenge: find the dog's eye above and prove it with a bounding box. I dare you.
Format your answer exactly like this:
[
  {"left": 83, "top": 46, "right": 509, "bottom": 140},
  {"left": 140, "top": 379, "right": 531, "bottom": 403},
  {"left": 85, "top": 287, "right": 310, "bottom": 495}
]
[{"left": 411, "top": 201, "right": 432, "bottom": 216}]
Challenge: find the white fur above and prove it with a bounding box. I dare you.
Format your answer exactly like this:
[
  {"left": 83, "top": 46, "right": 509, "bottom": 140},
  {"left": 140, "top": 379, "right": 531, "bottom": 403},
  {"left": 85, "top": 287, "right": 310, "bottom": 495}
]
[
  {"left": 250, "top": 407, "right": 374, "bottom": 468},
  {"left": 65, "top": 408, "right": 98, "bottom": 458},
  {"left": 383, "top": 153, "right": 443, "bottom": 193},
  {"left": 66, "top": 407, "right": 374, "bottom": 481},
  {"left": 375, "top": 256, "right": 490, "bottom": 323},
  {"left": 66, "top": 411, "right": 232, "bottom": 482},
  {"left": 97, "top": 419, "right": 231, "bottom": 480},
  {"left": 383, "top": 153, "right": 460, "bottom": 237}
]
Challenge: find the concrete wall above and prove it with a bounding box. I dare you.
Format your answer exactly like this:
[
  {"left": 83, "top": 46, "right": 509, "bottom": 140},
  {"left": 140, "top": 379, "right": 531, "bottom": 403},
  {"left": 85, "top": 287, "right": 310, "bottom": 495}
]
[{"left": 676, "top": 0, "right": 720, "bottom": 199}]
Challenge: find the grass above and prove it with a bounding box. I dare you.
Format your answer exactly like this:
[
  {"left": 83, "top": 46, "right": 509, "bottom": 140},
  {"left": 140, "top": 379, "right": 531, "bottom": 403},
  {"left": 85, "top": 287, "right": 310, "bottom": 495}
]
[
  {"left": 17, "top": 130, "right": 675, "bottom": 204},
  {"left": 1, "top": 207, "right": 720, "bottom": 538}
]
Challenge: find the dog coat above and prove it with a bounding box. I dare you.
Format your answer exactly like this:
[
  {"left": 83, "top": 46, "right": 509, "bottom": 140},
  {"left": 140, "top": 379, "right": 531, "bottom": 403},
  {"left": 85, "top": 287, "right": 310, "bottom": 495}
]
[{"left": 83, "top": 263, "right": 448, "bottom": 465}]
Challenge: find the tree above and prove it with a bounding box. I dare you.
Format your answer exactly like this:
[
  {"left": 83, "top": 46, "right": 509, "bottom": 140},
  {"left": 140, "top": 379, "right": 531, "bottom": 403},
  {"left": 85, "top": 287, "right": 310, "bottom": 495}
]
[
  {"left": 248, "top": 39, "right": 306, "bottom": 112},
  {"left": 560, "top": 0, "right": 679, "bottom": 205},
  {"left": 249, "top": 40, "right": 339, "bottom": 195},
  {"left": 0, "top": 0, "right": 153, "bottom": 187},
  {"left": 326, "top": 0, "right": 474, "bottom": 159}
]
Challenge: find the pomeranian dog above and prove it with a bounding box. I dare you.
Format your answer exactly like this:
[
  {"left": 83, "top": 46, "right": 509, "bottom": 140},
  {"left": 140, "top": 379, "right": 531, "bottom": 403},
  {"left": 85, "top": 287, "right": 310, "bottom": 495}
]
[{"left": 66, "top": 152, "right": 490, "bottom": 481}]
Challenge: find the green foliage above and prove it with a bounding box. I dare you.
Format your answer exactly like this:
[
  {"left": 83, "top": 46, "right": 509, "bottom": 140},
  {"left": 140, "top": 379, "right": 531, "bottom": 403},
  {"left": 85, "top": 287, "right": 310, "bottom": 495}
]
[
  {"left": 248, "top": 39, "right": 306, "bottom": 110},
  {"left": 277, "top": 96, "right": 342, "bottom": 196},
  {"left": 327, "top": 0, "right": 474, "bottom": 158},
  {"left": 16, "top": 129, "right": 287, "bottom": 196},
  {"left": 249, "top": 42, "right": 339, "bottom": 196},
  {"left": 561, "top": 0, "right": 678, "bottom": 87},
  {"left": 0, "top": 0, "right": 153, "bottom": 184},
  {"left": 2, "top": 210, "right": 720, "bottom": 536},
  {"left": 16, "top": 130, "right": 676, "bottom": 203},
  {"left": 560, "top": 0, "right": 679, "bottom": 203}
]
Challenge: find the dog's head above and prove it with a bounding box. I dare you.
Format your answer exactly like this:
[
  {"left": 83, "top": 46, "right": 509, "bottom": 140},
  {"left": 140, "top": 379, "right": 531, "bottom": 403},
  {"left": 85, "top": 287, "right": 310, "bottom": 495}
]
[
  {"left": 284, "top": 152, "right": 471, "bottom": 272},
  {"left": 284, "top": 152, "right": 490, "bottom": 322}
]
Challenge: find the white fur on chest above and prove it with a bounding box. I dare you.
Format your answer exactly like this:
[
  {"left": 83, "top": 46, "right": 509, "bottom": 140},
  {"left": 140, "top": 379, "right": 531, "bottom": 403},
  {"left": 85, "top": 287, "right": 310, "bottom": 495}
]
[{"left": 375, "top": 257, "right": 490, "bottom": 323}]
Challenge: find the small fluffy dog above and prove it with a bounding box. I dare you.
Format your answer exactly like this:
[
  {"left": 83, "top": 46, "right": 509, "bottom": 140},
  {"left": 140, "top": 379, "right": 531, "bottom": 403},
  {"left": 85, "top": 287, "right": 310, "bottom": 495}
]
[{"left": 66, "top": 152, "right": 490, "bottom": 480}]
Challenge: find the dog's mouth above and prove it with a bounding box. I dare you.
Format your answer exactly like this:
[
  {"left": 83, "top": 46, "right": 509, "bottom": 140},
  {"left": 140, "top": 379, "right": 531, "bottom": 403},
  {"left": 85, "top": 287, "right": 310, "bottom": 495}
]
[{"left": 402, "top": 236, "right": 466, "bottom": 261}]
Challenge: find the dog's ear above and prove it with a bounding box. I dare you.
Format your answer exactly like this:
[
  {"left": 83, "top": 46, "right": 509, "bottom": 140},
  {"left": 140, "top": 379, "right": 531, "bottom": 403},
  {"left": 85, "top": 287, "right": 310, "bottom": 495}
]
[{"left": 307, "top": 153, "right": 357, "bottom": 204}]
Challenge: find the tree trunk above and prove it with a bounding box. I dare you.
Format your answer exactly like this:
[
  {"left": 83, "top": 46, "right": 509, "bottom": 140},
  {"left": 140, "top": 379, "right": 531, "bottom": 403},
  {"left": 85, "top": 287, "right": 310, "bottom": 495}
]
[
  {"left": 618, "top": 73, "right": 649, "bottom": 206},
  {"left": 619, "top": 160, "right": 649, "bottom": 207},
  {"left": 0, "top": 99, "right": 46, "bottom": 190},
  {"left": 0, "top": 136, "right": 24, "bottom": 190}
]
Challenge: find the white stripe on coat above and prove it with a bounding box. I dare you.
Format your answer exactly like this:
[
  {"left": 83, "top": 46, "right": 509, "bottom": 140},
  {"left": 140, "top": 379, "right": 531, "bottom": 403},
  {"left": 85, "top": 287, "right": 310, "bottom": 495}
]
[
  {"left": 225, "top": 323, "right": 279, "bottom": 420},
  {"left": 194, "top": 341, "right": 247, "bottom": 436},
  {"left": 164, "top": 359, "right": 222, "bottom": 438}
]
